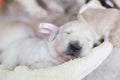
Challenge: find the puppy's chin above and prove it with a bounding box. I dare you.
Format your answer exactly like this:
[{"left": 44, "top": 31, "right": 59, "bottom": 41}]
[
  {"left": 63, "top": 52, "right": 87, "bottom": 60},
  {"left": 66, "top": 55, "right": 79, "bottom": 60},
  {"left": 62, "top": 51, "right": 84, "bottom": 60}
]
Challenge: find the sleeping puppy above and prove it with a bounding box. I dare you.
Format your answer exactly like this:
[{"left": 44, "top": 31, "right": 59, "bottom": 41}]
[{"left": 0, "top": 20, "right": 99, "bottom": 69}]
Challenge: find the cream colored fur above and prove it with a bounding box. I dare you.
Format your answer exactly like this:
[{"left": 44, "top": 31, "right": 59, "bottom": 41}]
[
  {"left": 80, "top": 0, "right": 120, "bottom": 47},
  {"left": 0, "top": 19, "right": 98, "bottom": 69}
]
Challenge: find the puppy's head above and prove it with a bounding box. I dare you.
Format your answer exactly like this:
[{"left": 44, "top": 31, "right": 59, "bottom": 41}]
[{"left": 48, "top": 21, "right": 100, "bottom": 60}]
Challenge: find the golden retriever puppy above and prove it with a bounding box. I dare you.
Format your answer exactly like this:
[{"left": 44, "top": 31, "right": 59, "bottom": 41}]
[{"left": 0, "top": 19, "right": 99, "bottom": 69}]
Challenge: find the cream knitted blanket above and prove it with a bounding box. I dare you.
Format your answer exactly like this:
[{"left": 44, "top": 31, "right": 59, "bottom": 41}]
[{"left": 0, "top": 38, "right": 113, "bottom": 80}]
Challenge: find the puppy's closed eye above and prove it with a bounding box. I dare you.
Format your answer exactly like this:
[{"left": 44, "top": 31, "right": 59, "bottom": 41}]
[
  {"left": 66, "top": 32, "right": 71, "bottom": 34},
  {"left": 65, "top": 31, "right": 72, "bottom": 35},
  {"left": 63, "top": 31, "right": 72, "bottom": 35}
]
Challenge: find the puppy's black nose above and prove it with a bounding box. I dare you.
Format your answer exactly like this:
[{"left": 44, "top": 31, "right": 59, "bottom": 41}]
[{"left": 68, "top": 41, "right": 82, "bottom": 53}]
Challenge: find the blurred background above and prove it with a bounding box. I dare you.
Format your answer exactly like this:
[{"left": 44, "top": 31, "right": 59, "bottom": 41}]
[
  {"left": 0, "top": 0, "right": 85, "bottom": 26},
  {"left": 0, "top": 0, "right": 120, "bottom": 80}
]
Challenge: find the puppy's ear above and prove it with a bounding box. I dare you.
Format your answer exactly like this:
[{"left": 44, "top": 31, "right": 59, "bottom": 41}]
[
  {"left": 77, "top": 0, "right": 106, "bottom": 25},
  {"left": 38, "top": 23, "right": 58, "bottom": 40}
]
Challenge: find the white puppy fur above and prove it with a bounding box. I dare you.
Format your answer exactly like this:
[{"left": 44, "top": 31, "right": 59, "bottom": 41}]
[
  {"left": 0, "top": 18, "right": 99, "bottom": 69},
  {"left": 0, "top": 20, "right": 99, "bottom": 69}
]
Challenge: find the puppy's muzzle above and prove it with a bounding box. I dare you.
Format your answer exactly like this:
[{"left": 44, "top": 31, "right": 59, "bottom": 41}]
[{"left": 67, "top": 41, "right": 82, "bottom": 57}]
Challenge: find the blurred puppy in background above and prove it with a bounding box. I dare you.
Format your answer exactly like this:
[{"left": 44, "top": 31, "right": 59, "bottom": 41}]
[
  {"left": 0, "top": 0, "right": 85, "bottom": 25},
  {"left": 80, "top": 0, "right": 120, "bottom": 47}
]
